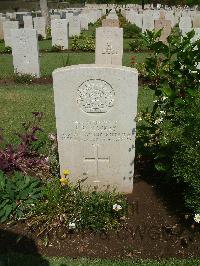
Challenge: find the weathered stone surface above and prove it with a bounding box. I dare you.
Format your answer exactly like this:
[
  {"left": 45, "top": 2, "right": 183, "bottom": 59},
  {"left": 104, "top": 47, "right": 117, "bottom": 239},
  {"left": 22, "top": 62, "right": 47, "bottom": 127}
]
[
  {"left": 23, "top": 15, "right": 33, "bottom": 29},
  {"left": 142, "top": 14, "right": 154, "bottom": 32},
  {"left": 40, "top": 0, "right": 49, "bottom": 25},
  {"left": 95, "top": 27, "right": 123, "bottom": 65},
  {"left": 155, "top": 18, "right": 171, "bottom": 43},
  {"left": 193, "top": 14, "right": 200, "bottom": 27},
  {"left": 179, "top": 16, "right": 192, "bottom": 30},
  {"left": 79, "top": 14, "right": 88, "bottom": 30},
  {"left": 51, "top": 19, "right": 69, "bottom": 50},
  {"left": 33, "top": 17, "right": 46, "bottom": 38},
  {"left": 11, "top": 29, "right": 40, "bottom": 77},
  {"left": 69, "top": 16, "right": 81, "bottom": 37},
  {"left": 0, "top": 17, "right": 7, "bottom": 40},
  {"left": 53, "top": 64, "right": 138, "bottom": 193},
  {"left": 3, "top": 20, "right": 19, "bottom": 47},
  {"left": 50, "top": 14, "right": 60, "bottom": 20},
  {"left": 102, "top": 19, "right": 119, "bottom": 27}
]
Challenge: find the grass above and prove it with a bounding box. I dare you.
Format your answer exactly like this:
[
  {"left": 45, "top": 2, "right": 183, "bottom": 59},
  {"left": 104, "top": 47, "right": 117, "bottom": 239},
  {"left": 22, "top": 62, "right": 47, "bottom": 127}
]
[
  {"left": 0, "top": 37, "right": 139, "bottom": 53},
  {"left": 0, "top": 84, "right": 55, "bottom": 145},
  {"left": 0, "top": 51, "right": 147, "bottom": 79},
  {"left": 0, "top": 84, "right": 153, "bottom": 147},
  {"left": 1, "top": 254, "right": 200, "bottom": 266}
]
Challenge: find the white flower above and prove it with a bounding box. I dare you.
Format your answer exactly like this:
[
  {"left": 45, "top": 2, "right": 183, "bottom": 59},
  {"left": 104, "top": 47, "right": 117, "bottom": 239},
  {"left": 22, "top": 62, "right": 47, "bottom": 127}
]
[
  {"left": 154, "top": 118, "right": 163, "bottom": 125},
  {"left": 69, "top": 222, "right": 76, "bottom": 230},
  {"left": 153, "top": 100, "right": 158, "bottom": 103},
  {"left": 194, "top": 214, "right": 200, "bottom": 223},
  {"left": 162, "top": 96, "right": 168, "bottom": 101},
  {"left": 138, "top": 117, "right": 142, "bottom": 121},
  {"left": 113, "top": 204, "right": 122, "bottom": 211},
  {"left": 160, "top": 111, "right": 166, "bottom": 115}
]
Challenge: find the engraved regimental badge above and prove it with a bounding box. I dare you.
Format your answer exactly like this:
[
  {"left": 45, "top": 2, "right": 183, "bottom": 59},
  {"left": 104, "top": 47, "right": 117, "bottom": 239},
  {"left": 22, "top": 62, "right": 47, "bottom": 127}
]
[{"left": 77, "top": 79, "right": 115, "bottom": 113}]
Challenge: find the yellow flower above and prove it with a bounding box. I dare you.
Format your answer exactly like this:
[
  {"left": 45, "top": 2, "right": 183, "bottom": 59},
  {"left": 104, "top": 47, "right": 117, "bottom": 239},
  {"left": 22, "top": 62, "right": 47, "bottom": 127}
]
[
  {"left": 63, "top": 169, "right": 71, "bottom": 176},
  {"left": 60, "top": 177, "right": 69, "bottom": 186}
]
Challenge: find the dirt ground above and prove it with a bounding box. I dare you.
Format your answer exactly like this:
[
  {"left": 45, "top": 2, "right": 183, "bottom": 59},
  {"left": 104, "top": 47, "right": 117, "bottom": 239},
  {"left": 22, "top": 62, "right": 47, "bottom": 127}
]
[{"left": 1, "top": 175, "right": 200, "bottom": 259}]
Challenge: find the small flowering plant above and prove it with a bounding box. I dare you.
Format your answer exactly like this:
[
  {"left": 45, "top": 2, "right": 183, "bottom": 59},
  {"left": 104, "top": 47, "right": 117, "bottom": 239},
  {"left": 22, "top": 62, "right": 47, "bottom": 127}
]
[
  {"left": 194, "top": 214, "right": 200, "bottom": 224},
  {"left": 33, "top": 173, "right": 128, "bottom": 233},
  {"left": 60, "top": 169, "right": 71, "bottom": 186}
]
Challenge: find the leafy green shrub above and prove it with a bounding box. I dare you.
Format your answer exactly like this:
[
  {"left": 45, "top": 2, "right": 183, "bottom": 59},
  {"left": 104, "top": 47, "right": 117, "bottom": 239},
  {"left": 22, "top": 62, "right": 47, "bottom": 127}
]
[
  {"left": 136, "top": 29, "right": 200, "bottom": 213},
  {"left": 123, "top": 23, "right": 142, "bottom": 38},
  {"left": 46, "top": 26, "right": 51, "bottom": 40},
  {"left": 0, "top": 171, "right": 42, "bottom": 222},
  {"left": 129, "top": 38, "right": 146, "bottom": 51},
  {"left": 118, "top": 13, "right": 141, "bottom": 38},
  {"left": 164, "top": 95, "right": 200, "bottom": 212},
  {"left": 33, "top": 176, "right": 127, "bottom": 233},
  {"left": 0, "top": 112, "right": 49, "bottom": 178},
  {"left": 2, "top": 46, "right": 12, "bottom": 54},
  {"left": 13, "top": 73, "right": 36, "bottom": 84},
  {"left": 71, "top": 35, "right": 95, "bottom": 52}
]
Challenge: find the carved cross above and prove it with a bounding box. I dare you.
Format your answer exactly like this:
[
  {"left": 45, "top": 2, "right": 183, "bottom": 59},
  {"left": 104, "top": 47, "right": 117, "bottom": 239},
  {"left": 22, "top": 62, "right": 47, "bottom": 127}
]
[{"left": 84, "top": 144, "right": 110, "bottom": 180}]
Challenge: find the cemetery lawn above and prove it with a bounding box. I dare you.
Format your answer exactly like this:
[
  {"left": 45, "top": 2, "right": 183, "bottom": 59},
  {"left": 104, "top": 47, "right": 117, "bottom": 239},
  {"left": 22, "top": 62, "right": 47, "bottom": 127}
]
[
  {"left": 0, "top": 51, "right": 147, "bottom": 79},
  {"left": 1, "top": 255, "right": 200, "bottom": 266},
  {"left": 0, "top": 85, "right": 153, "bottom": 145}
]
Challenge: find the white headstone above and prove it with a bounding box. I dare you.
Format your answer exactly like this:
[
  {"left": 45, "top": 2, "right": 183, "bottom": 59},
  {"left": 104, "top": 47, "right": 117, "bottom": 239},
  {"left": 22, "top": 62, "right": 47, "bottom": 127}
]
[
  {"left": 3, "top": 20, "right": 19, "bottom": 47},
  {"left": 53, "top": 64, "right": 138, "bottom": 193},
  {"left": 95, "top": 27, "right": 123, "bottom": 65},
  {"left": 134, "top": 14, "right": 143, "bottom": 28},
  {"left": 33, "top": 17, "right": 46, "bottom": 39},
  {"left": 23, "top": 15, "right": 33, "bottom": 29},
  {"left": 40, "top": 0, "right": 49, "bottom": 25},
  {"left": 11, "top": 29, "right": 40, "bottom": 77},
  {"left": 50, "top": 14, "right": 60, "bottom": 20},
  {"left": 193, "top": 14, "right": 200, "bottom": 27},
  {"left": 69, "top": 16, "right": 81, "bottom": 37},
  {"left": 165, "top": 11, "right": 176, "bottom": 27},
  {"left": 142, "top": 14, "right": 154, "bottom": 32},
  {"left": 0, "top": 17, "right": 7, "bottom": 40},
  {"left": 179, "top": 16, "right": 192, "bottom": 30},
  {"left": 79, "top": 14, "right": 89, "bottom": 30},
  {"left": 51, "top": 19, "right": 69, "bottom": 50}
]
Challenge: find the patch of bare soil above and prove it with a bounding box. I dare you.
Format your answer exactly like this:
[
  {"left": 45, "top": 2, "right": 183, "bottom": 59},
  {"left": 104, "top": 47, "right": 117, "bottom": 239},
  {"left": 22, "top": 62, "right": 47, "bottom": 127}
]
[{"left": 0, "top": 176, "right": 200, "bottom": 259}]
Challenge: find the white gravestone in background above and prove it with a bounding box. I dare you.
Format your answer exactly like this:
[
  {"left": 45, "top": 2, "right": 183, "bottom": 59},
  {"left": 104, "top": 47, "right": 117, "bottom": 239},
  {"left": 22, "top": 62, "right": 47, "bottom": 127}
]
[
  {"left": 33, "top": 17, "right": 46, "bottom": 38},
  {"left": 142, "top": 14, "right": 154, "bottom": 32},
  {"left": 179, "top": 16, "right": 192, "bottom": 31},
  {"left": 11, "top": 29, "right": 40, "bottom": 77},
  {"left": 51, "top": 19, "right": 69, "bottom": 50},
  {"left": 53, "top": 64, "right": 138, "bottom": 193},
  {"left": 40, "top": 0, "right": 49, "bottom": 26},
  {"left": 79, "top": 14, "right": 88, "bottom": 30},
  {"left": 133, "top": 14, "right": 143, "bottom": 29},
  {"left": 95, "top": 27, "right": 123, "bottom": 65},
  {"left": 69, "top": 16, "right": 81, "bottom": 37},
  {"left": 50, "top": 14, "right": 60, "bottom": 20},
  {"left": 0, "top": 17, "right": 7, "bottom": 40},
  {"left": 23, "top": 15, "right": 33, "bottom": 29},
  {"left": 193, "top": 14, "right": 200, "bottom": 28},
  {"left": 3, "top": 20, "right": 19, "bottom": 47}
]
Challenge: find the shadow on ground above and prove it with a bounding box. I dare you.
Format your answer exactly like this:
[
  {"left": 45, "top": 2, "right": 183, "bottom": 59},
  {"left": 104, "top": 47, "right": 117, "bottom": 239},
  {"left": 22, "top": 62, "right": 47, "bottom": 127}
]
[{"left": 0, "top": 229, "right": 49, "bottom": 266}]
